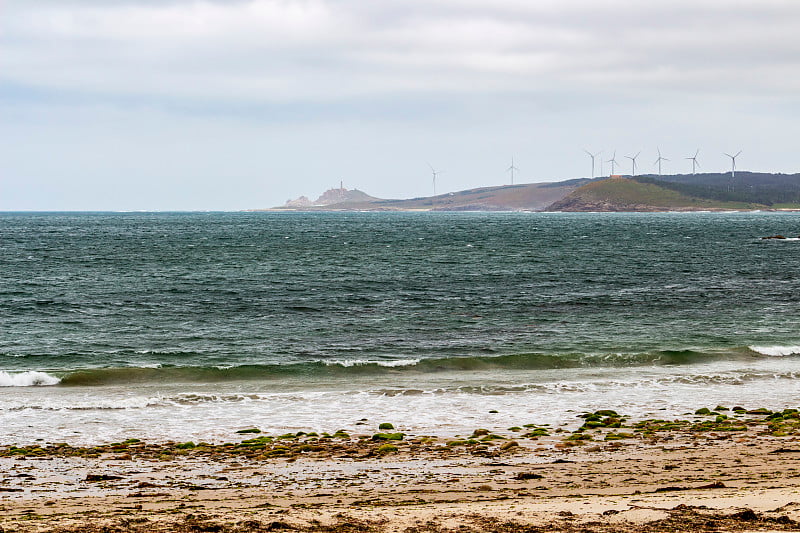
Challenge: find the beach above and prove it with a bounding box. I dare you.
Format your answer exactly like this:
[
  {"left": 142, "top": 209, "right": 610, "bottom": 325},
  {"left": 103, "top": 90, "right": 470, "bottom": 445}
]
[
  {"left": 4, "top": 212, "right": 800, "bottom": 531},
  {"left": 4, "top": 407, "right": 800, "bottom": 532}
]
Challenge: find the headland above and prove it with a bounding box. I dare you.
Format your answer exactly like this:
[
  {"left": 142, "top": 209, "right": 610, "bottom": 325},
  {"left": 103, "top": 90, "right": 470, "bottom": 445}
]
[{"left": 260, "top": 172, "right": 800, "bottom": 212}]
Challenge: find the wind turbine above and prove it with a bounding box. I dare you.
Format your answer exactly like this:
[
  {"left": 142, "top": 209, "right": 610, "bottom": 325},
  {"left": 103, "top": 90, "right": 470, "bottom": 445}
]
[
  {"left": 654, "top": 148, "right": 669, "bottom": 176},
  {"left": 606, "top": 151, "right": 620, "bottom": 176},
  {"left": 427, "top": 163, "right": 442, "bottom": 196},
  {"left": 625, "top": 152, "right": 641, "bottom": 177},
  {"left": 724, "top": 150, "right": 742, "bottom": 177},
  {"left": 506, "top": 157, "right": 519, "bottom": 185},
  {"left": 584, "top": 149, "right": 601, "bottom": 178},
  {"left": 686, "top": 149, "right": 700, "bottom": 174}
]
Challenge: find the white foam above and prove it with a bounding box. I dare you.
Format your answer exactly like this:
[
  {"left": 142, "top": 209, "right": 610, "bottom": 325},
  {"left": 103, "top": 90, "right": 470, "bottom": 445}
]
[
  {"left": 0, "top": 371, "right": 61, "bottom": 387},
  {"left": 325, "top": 359, "right": 421, "bottom": 368},
  {"left": 749, "top": 345, "right": 800, "bottom": 357}
]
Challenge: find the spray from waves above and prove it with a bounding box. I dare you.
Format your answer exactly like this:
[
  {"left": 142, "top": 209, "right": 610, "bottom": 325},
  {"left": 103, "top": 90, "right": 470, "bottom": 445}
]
[
  {"left": 0, "top": 371, "right": 61, "bottom": 387},
  {"left": 749, "top": 345, "right": 800, "bottom": 357}
]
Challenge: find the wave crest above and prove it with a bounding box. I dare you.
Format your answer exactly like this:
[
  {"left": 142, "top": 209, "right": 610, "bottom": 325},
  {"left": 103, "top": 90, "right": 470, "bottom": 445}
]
[
  {"left": 749, "top": 345, "right": 800, "bottom": 357},
  {"left": 0, "top": 371, "right": 61, "bottom": 387}
]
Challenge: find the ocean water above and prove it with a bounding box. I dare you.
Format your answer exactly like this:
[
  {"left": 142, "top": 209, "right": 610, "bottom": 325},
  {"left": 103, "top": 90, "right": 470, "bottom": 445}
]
[{"left": 2, "top": 211, "right": 800, "bottom": 444}]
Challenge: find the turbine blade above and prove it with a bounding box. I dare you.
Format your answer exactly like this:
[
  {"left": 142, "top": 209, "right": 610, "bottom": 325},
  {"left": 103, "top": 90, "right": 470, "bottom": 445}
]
[{"left": 735, "top": 150, "right": 742, "bottom": 157}]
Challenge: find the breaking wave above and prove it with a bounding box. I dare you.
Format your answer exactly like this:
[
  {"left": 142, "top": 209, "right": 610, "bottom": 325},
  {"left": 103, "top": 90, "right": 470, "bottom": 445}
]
[{"left": 0, "top": 371, "right": 61, "bottom": 387}]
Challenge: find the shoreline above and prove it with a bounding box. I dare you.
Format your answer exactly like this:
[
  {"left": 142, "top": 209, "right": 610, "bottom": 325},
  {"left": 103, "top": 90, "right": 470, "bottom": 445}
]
[{"left": 4, "top": 407, "right": 800, "bottom": 531}]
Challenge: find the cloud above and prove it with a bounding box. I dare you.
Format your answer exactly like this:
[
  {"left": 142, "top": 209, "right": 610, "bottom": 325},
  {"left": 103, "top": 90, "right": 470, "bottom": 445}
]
[{"left": 4, "top": 0, "right": 800, "bottom": 106}]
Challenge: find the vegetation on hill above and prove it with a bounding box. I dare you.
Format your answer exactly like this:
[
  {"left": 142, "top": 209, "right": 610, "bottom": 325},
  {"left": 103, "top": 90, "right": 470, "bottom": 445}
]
[
  {"left": 547, "top": 177, "right": 764, "bottom": 211},
  {"left": 634, "top": 173, "right": 800, "bottom": 206}
]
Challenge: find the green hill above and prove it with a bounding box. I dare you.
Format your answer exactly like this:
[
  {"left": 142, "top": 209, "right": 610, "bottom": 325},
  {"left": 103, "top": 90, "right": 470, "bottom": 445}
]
[{"left": 547, "top": 177, "right": 766, "bottom": 212}]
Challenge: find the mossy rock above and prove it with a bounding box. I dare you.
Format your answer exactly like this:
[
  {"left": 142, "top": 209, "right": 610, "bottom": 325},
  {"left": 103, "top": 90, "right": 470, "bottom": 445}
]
[
  {"left": 566, "top": 433, "right": 593, "bottom": 441},
  {"left": 371, "top": 432, "right": 404, "bottom": 441},
  {"left": 695, "top": 408, "right": 712, "bottom": 415},
  {"left": 472, "top": 428, "right": 490, "bottom": 436},
  {"left": 523, "top": 429, "right": 549, "bottom": 438},
  {"left": 236, "top": 428, "right": 262, "bottom": 434},
  {"left": 175, "top": 442, "right": 196, "bottom": 449},
  {"left": 747, "top": 408, "right": 772, "bottom": 415},
  {"left": 604, "top": 432, "right": 634, "bottom": 441},
  {"left": 378, "top": 422, "right": 395, "bottom": 430},
  {"left": 239, "top": 436, "right": 273, "bottom": 448},
  {"left": 715, "top": 405, "right": 729, "bottom": 411},
  {"left": 508, "top": 426, "right": 522, "bottom": 432},
  {"left": 377, "top": 444, "right": 398, "bottom": 454},
  {"left": 447, "top": 440, "right": 468, "bottom": 447},
  {"left": 594, "top": 410, "right": 619, "bottom": 417}
]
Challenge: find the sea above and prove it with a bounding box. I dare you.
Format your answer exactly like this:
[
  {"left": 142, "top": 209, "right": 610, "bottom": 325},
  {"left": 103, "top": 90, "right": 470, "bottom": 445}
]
[{"left": 2, "top": 211, "right": 800, "bottom": 445}]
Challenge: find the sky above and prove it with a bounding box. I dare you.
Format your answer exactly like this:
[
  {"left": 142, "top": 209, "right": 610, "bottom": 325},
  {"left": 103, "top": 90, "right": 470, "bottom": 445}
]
[{"left": 2, "top": 0, "right": 800, "bottom": 210}]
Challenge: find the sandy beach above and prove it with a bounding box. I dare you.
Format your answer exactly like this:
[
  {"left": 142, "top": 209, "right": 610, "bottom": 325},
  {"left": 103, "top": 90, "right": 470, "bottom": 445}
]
[{"left": 4, "top": 408, "right": 800, "bottom": 532}]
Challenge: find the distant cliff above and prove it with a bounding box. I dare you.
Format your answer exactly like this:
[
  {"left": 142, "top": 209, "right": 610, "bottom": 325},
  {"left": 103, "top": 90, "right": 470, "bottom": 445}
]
[
  {"left": 270, "top": 182, "right": 584, "bottom": 212},
  {"left": 282, "top": 188, "right": 379, "bottom": 208}
]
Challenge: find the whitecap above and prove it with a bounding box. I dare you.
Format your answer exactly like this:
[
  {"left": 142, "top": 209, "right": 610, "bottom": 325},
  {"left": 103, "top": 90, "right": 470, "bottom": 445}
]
[
  {"left": 324, "top": 359, "right": 421, "bottom": 368},
  {"left": 749, "top": 345, "right": 800, "bottom": 357},
  {"left": 0, "top": 371, "right": 61, "bottom": 387}
]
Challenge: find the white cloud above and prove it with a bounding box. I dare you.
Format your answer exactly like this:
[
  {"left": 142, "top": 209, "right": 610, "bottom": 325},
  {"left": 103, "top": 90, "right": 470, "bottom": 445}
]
[{"left": 4, "top": 0, "right": 800, "bottom": 103}]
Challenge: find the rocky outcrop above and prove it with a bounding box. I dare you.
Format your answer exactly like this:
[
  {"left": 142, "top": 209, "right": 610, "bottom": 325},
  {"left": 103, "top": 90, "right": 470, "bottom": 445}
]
[
  {"left": 284, "top": 196, "right": 312, "bottom": 208},
  {"left": 545, "top": 196, "right": 667, "bottom": 212}
]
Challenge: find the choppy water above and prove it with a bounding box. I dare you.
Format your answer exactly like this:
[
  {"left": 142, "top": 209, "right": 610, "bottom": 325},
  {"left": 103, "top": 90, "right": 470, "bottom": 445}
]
[{"left": 2, "top": 211, "right": 800, "bottom": 443}]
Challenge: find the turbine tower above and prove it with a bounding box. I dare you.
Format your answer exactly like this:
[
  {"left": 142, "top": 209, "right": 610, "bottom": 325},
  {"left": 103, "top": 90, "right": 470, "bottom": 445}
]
[
  {"left": 606, "top": 151, "right": 620, "bottom": 176},
  {"left": 686, "top": 149, "right": 700, "bottom": 174},
  {"left": 506, "top": 157, "right": 519, "bottom": 185},
  {"left": 624, "top": 152, "right": 641, "bottom": 177},
  {"left": 427, "top": 163, "right": 441, "bottom": 196},
  {"left": 724, "top": 150, "right": 742, "bottom": 177},
  {"left": 654, "top": 148, "right": 669, "bottom": 176},
  {"left": 584, "top": 149, "right": 601, "bottom": 178}
]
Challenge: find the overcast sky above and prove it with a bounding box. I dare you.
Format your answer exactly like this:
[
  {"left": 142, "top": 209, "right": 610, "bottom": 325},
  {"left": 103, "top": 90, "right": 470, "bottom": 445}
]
[{"left": 2, "top": 0, "right": 800, "bottom": 210}]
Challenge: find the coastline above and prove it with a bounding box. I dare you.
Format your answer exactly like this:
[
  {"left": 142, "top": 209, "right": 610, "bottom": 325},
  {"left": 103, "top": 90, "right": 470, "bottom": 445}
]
[{"left": 4, "top": 407, "right": 800, "bottom": 532}]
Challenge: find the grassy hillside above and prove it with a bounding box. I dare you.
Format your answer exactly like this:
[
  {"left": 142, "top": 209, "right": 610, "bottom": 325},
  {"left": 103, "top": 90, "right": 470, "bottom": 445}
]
[
  {"left": 548, "top": 177, "right": 765, "bottom": 211},
  {"left": 635, "top": 173, "right": 800, "bottom": 206}
]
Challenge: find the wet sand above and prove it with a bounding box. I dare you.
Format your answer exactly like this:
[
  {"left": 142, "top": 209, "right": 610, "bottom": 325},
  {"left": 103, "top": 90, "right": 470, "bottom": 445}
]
[{"left": 4, "top": 409, "right": 800, "bottom": 532}]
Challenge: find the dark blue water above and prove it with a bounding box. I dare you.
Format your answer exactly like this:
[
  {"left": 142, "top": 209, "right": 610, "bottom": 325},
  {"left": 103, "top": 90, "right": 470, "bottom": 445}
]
[{"left": 2, "top": 211, "right": 800, "bottom": 383}]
